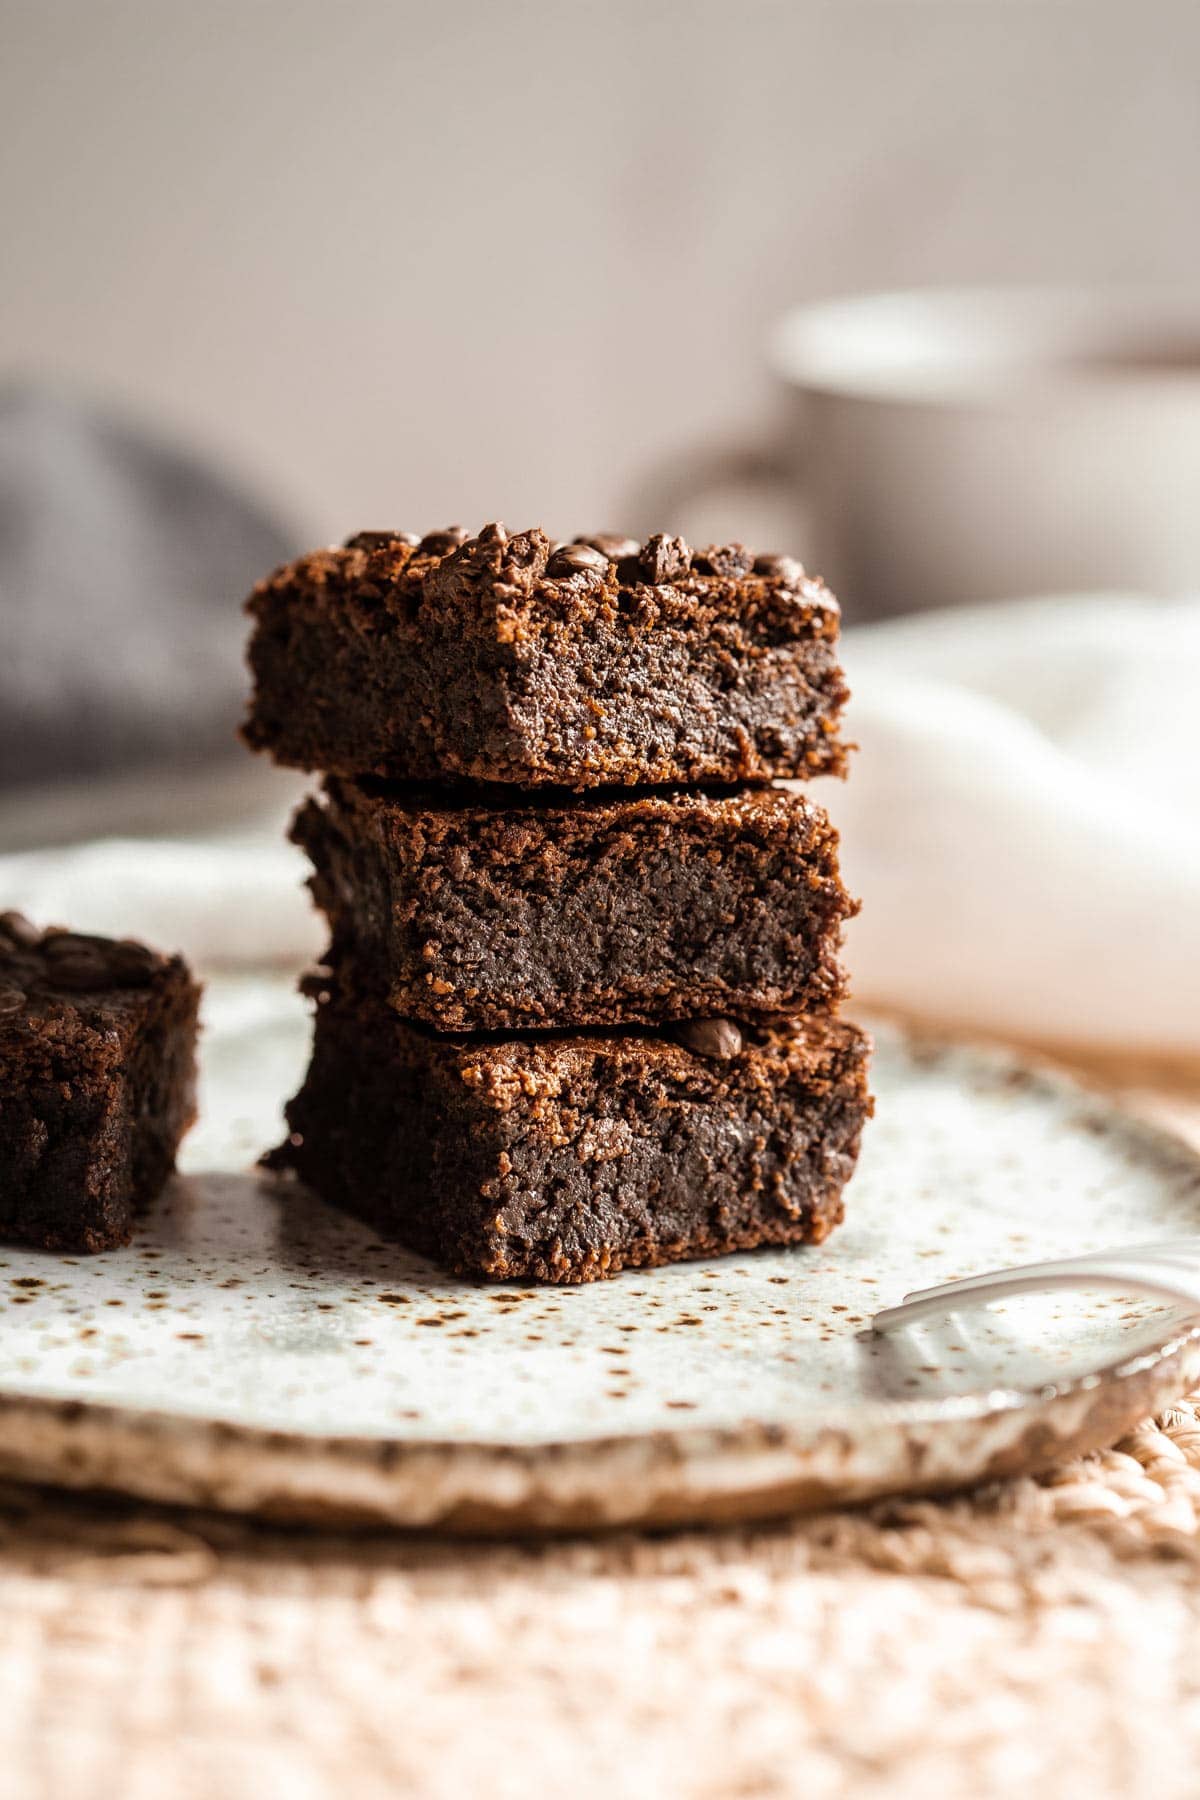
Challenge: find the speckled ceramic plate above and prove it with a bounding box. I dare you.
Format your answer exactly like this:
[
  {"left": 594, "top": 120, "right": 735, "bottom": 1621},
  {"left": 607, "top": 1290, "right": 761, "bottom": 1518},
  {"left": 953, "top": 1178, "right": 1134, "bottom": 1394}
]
[{"left": 2, "top": 976, "right": 1199, "bottom": 1532}]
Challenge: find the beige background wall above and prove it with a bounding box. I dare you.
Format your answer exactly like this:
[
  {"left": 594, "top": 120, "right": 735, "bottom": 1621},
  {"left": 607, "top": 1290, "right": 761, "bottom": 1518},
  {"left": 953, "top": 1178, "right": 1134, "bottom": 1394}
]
[{"left": 3, "top": 0, "right": 1198, "bottom": 543}]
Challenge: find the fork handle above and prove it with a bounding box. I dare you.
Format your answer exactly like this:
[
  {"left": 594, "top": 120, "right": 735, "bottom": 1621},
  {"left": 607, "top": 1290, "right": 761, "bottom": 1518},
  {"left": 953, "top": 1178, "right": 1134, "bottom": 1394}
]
[{"left": 872, "top": 1260, "right": 1200, "bottom": 1333}]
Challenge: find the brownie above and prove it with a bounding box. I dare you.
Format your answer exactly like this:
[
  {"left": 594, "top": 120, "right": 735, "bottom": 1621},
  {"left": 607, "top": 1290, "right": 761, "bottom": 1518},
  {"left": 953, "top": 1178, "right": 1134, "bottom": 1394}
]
[
  {"left": 269, "top": 981, "right": 873, "bottom": 1284},
  {"left": 0, "top": 913, "right": 200, "bottom": 1252},
  {"left": 295, "top": 777, "right": 857, "bottom": 1031},
  {"left": 243, "top": 523, "right": 848, "bottom": 788}
]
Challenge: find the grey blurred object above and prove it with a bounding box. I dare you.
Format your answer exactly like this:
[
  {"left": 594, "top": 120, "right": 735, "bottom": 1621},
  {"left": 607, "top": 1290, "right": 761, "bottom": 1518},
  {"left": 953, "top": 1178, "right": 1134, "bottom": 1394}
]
[{"left": 0, "top": 384, "right": 296, "bottom": 788}]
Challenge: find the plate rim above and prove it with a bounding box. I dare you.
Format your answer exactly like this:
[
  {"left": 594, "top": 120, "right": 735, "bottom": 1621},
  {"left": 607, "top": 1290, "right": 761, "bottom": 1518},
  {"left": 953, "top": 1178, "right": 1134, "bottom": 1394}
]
[{"left": 3, "top": 1025, "right": 1199, "bottom": 1532}]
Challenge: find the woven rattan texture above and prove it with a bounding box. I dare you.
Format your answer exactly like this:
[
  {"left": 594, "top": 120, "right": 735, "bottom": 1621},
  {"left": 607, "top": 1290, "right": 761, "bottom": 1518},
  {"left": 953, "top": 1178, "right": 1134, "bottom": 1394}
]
[{"left": 3, "top": 1402, "right": 1200, "bottom": 1798}]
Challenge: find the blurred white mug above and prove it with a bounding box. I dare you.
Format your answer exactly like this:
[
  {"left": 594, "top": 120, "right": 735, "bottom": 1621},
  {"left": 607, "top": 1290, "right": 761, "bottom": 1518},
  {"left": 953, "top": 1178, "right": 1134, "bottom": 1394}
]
[{"left": 642, "top": 286, "right": 1200, "bottom": 621}]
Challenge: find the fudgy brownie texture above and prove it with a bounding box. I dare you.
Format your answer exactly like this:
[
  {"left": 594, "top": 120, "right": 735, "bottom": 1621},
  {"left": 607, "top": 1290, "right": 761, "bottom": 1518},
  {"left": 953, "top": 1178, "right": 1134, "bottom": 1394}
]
[
  {"left": 269, "top": 980, "right": 873, "bottom": 1284},
  {"left": 0, "top": 913, "right": 200, "bottom": 1252},
  {"left": 243, "top": 524, "right": 848, "bottom": 788},
  {"left": 296, "top": 777, "right": 857, "bottom": 1031}
]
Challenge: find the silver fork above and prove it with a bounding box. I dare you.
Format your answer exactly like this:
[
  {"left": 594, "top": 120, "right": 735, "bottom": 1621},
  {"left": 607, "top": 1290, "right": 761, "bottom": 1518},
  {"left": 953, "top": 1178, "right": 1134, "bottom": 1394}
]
[{"left": 872, "top": 1237, "right": 1200, "bottom": 1333}]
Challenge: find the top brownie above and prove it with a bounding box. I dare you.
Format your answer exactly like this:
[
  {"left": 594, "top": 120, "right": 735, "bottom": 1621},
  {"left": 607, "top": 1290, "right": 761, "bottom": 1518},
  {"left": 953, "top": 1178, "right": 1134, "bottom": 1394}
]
[{"left": 243, "top": 523, "right": 848, "bottom": 788}]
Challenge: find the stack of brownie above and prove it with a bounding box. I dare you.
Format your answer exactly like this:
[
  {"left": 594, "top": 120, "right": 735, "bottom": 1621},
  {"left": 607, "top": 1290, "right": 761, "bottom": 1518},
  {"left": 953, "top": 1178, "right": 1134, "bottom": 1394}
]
[{"left": 243, "top": 523, "right": 871, "bottom": 1284}]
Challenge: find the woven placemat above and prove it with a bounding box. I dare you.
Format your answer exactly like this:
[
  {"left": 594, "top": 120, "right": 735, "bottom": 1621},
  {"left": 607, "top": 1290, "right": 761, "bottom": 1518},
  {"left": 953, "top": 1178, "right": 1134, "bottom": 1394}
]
[
  {"left": 2, "top": 1403, "right": 1200, "bottom": 1800},
  {"left": 4, "top": 1077, "right": 1200, "bottom": 1800}
]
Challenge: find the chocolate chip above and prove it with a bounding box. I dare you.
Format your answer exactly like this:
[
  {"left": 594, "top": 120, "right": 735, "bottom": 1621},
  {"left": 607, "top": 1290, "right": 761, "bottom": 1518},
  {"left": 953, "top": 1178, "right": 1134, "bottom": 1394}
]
[
  {"left": 476, "top": 522, "right": 508, "bottom": 547},
  {"left": 574, "top": 534, "right": 641, "bottom": 561},
  {"left": 546, "top": 543, "right": 611, "bottom": 578},
  {"left": 639, "top": 534, "right": 692, "bottom": 583},
  {"left": 0, "top": 911, "right": 40, "bottom": 949},
  {"left": 41, "top": 931, "right": 109, "bottom": 961},
  {"left": 695, "top": 543, "right": 753, "bottom": 578},
  {"left": 44, "top": 951, "right": 113, "bottom": 993},
  {"left": 38, "top": 931, "right": 159, "bottom": 990},
  {"left": 0, "top": 981, "right": 25, "bottom": 1017},
  {"left": 675, "top": 1018, "right": 743, "bottom": 1060},
  {"left": 343, "top": 530, "right": 420, "bottom": 551},
  {"left": 105, "top": 940, "right": 161, "bottom": 987},
  {"left": 753, "top": 552, "right": 804, "bottom": 585},
  {"left": 417, "top": 526, "right": 470, "bottom": 556}
]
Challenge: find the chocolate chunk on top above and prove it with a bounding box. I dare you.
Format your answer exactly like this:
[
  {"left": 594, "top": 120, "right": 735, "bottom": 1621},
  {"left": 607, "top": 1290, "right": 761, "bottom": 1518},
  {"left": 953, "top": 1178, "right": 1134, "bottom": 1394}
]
[
  {"left": 639, "top": 533, "right": 692, "bottom": 583},
  {"left": 546, "top": 542, "right": 611, "bottom": 578},
  {"left": 7, "top": 926, "right": 167, "bottom": 997},
  {"left": 574, "top": 533, "right": 641, "bottom": 561},
  {"left": 417, "top": 526, "right": 470, "bottom": 556},
  {"left": 343, "top": 529, "right": 421, "bottom": 552},
  {"left": 0, "top": 911, "right": 41, "bottom": 950}
]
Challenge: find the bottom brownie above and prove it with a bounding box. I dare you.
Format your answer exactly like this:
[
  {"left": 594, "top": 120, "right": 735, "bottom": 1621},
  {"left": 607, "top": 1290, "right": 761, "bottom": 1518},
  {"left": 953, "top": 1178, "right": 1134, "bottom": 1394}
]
[
  {"left": 0, "top": 914, "right": 200, "bottom": 1252},
  {"left": 269, "top": 984, "right": 872, "bottom": 1283}
]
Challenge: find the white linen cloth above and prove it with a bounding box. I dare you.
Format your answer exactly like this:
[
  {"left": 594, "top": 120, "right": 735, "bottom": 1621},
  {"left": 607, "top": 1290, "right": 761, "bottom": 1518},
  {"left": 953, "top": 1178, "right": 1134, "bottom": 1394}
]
[
  {"left": 2, "top": 592, "right": 1198, "bottom": 1056},
  {"left": 831, "top": 593, "right": 1200, "bottom": 1055}
]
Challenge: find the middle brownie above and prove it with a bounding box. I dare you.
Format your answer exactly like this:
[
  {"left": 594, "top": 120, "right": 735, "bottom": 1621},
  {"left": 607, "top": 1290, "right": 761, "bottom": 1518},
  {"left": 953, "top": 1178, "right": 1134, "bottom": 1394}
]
[{"left": 294, "top": 778, "right": 856, "bottom": 1032}]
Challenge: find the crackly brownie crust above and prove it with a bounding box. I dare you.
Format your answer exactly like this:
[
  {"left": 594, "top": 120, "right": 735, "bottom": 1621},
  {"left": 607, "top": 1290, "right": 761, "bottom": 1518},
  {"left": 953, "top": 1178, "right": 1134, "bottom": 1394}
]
[
  {"left": 243, "top": 524, "right": 848, "bottom": 788},
  {"left": 295, "top": 777, "right": 857, "bottom": 1031},
  {"left": 268, "top": 982, "right": 872, "bottom": 1284},
  {"left": 0, "top": 914, "right": 200, "bottom": 1252}
]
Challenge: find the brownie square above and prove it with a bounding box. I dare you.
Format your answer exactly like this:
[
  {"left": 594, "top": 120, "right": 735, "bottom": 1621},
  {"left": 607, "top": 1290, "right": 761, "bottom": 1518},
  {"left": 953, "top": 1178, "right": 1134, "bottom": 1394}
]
[
  {"left": 0, "top": 915, "right": 200, "bottom": 1252},
  {"left": 269, "top": 982, "right": 873, "bottom": 1284},
  {"left": 243, "top": 524, "right": 848, "bottom": 788},
  {"left": 296, "top": 777, "right": 856, "bottom": 1031}
]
